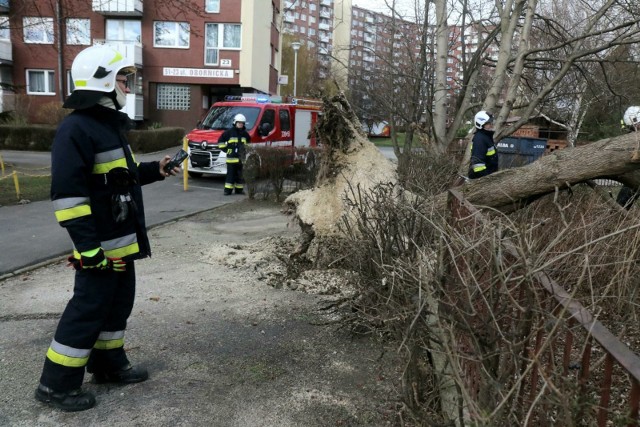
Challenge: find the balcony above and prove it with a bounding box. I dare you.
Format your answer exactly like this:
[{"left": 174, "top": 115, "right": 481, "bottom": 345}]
[
  {"left": 0, "top": 0, "right": 8, "bottom": 13},
  {"left": 318, "top": 22, "right": 330, "bottom": 31},
  {"left": 0, "top": 39, "right": 11, "bottom": 64},
  {"left": 122, "top": 93, "right": 143, "bottom": 121},
  {"left": 92, "top": 0, "right": 142, "bottom": 16},
  {"left": 95, "top": 39, "right": 143, "bottom": 67}
]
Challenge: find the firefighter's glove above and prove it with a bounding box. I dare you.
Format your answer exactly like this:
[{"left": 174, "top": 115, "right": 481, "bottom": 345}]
[
  {"left": 68, "top": 248, "right": 108, "bottom": 271},
  {"left": 67, "top": 249, "right": 126, "bottom": 272},
  {"left": 108, "top": 257, "right": 126, "bottom": 272}
]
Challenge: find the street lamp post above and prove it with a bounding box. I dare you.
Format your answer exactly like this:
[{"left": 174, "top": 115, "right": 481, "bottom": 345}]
[{"left": 291, "top": 41, "right": 301, "bottom": 97}]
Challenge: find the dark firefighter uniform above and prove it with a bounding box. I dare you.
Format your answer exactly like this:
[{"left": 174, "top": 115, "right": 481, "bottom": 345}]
[
  {"left": 468, "top": 128, "right": 499, "bottom": 179},
  {"left": 218, "top": 126, "right": 250, "bottom": 195},
  {"left": 39, "top": 104, "right": 164, "bottom": 392}
]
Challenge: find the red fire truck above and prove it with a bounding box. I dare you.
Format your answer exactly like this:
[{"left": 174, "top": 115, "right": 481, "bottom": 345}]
[{"left": 185, "top": 95, "right": 322, "bottom": 178}]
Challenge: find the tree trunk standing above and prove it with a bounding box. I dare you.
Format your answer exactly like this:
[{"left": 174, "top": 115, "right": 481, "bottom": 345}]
[{"left": 442, "top": 132, "right": 640, "bottom": 212}]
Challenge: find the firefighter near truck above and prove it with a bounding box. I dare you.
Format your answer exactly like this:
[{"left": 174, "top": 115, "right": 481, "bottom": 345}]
[{"left": 185, "top": 95, "right": 322, "bottom": 179}]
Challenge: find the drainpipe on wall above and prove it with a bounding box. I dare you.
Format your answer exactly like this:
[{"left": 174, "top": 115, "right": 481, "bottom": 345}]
[{"left": 55, "top": 0, "right": 64, "bottom": 103}]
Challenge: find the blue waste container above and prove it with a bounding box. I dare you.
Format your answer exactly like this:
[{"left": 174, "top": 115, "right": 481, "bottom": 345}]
[{"left": 496, "top": 137, "right": 547, "bottom": 169}]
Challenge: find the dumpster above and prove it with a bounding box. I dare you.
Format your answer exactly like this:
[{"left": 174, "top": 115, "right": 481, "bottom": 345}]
[{"left": 496, "top": 136, "right": 547, "bottom": 169}]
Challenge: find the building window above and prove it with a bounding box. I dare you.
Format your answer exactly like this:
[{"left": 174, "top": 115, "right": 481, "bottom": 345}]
[
  {"left": 205, "top": 23, "right": 241, "bottom": 65},
  {"left": 205, "top": 0, "right": 220, "bottom": 13},
  {"left": 23, "top": 17, "right": 54, "bottom": 44},
  {"left": 106, "top": 19, "right": 141, "bottom": 42},
  {"left": 66, "top": 18, "right": 91, "bottom": 45},
  {"left": 27, "top": 70, "right": 55, "bottom": 95},
  {"left": 154, "top": 21, "right": 190, "bottom": 48},
  {"left": 157, "top": 84, "right": 190, "bottom": 111},
  {"left": 66, "top": 70, "right": 75, "bottom": 95},
  {"left": 0, "top": 17, "right": 8, "bottom": 40}
]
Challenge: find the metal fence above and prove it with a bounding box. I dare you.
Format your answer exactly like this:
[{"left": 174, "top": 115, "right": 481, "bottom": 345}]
[{"left": 446, "top": 189, "right": 640, "bottom": 426}]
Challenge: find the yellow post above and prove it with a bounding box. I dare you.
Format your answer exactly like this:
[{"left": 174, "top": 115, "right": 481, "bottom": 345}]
[
  {"left": 12, "top": 170, "right": 21, "bottom": 200},
  {"left": 182, "top": 136, "right": 189, "bottom": 191},
  {"left": 0, "top": 153, "right": 4, "bottom": 176}
]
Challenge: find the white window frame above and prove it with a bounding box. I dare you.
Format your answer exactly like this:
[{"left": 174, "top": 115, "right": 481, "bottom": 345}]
[
  {"left": 204, "top": 23, "right": 241, "bottom": 66},
  {"left": 26, "top": 69, "right": 56, "bottom": 95},
  {"left": 66, "top": 70, "right": 75, "bottom": 95},
  {"left": 66, "top": 18, "right": 91, "bottom": 45},
  {"left": 205, "top": 0, "right": 220, "bottom": 13},
  {"left": 106, "top": 19, "right": 141, "bottom": 43},
  {"left": 23, "top": 17, "right": 54, "bottom": 44},
  {"left": 153, "top": 21, "right": 190, "bottom": 48}
]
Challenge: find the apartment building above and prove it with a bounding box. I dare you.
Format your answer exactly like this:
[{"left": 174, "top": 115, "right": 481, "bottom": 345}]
[
  {"left": 284, "top": 2, "right": 500, "bottom": 124},
  {"left": 282, "top": 0, "right": 351, "bottom": 87},
  {"left": 1, "top": 0, "right": 281, "bottom": 130}
]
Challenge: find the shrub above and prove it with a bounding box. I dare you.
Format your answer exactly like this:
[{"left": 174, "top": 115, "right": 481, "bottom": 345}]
[
  {"left": 0, "top": 125, "right": 186, "bottom": 153},
  {"left": 127, "top": 127, "right": 185, "bottom": 153},
  {"left": 0, "top": 125, "right": 56, "bottom": 150},
  {"left": 35, "top": 102, "right": 71, "bottom": 125}
]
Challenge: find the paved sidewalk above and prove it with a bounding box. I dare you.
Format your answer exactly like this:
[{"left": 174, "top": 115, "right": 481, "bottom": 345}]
[{"left": 0, "top": 148, "right": 233, "bottom": 277}]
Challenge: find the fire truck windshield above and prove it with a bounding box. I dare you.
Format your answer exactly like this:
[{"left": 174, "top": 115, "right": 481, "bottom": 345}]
[{"left": 199, "top": 106, "right": 261, "bottom": 131}]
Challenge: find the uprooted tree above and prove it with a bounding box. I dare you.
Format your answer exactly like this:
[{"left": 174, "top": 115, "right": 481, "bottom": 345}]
[
  {"left": 285, "top": 93, "right": 640, "bottom": 250},
  {"left": 284, "top": 93, "right": 640, "bottom": 425}
]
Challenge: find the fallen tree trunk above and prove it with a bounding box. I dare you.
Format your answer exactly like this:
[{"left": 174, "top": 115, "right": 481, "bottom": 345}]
[{"left": 439, "top": 132, "right": 640, "bottom": 212}]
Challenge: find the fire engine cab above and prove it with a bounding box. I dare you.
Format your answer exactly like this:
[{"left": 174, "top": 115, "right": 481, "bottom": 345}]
[{"left": 185, "top": 95, "right": 322, "bottom": 177}]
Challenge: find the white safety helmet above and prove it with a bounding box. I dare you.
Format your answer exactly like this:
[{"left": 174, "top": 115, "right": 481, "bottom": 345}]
[
  {"left": 233, "top": 114, "right": 247, "bottom": 125},
  {"left": 63, "top": 44, "right": 136, "bottom": 109},
  {"left": 623, "top": 106, "right": 640, "bottom": 128},
  {"left": 474, "top": 110, "right": 494, "bottom": 129}
]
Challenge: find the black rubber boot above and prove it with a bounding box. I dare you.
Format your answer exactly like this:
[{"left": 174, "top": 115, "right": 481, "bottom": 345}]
[
  {"left": 92, "top": 364, "right": 148, "bottom": 384},
  {"left": 35, "top": 384, "right": 96, "bottom": 412},
  {"left": 234, "top": 188, "right": 244, "bottom": 195},
  {"left": 224, "top": 189, "right": 233, "bottom": 195}
]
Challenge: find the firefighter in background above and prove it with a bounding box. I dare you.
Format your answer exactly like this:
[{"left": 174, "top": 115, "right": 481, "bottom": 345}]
[
  {"left": 218, "top": 113, "right": 250, "bottom": 195},
  {"left": 35, "top": 45, "right": 180, "bottom": 411},
  {"left": 617, "top": 106, "right": 640, "bottom": 209},
  {"left": 468, "top": 110, "right": 499, "bottom": 179}
]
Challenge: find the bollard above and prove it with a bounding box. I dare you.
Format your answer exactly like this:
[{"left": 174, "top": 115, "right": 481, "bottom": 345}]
[
  {"left": 0, "top": 153, "right": 4, "bottom": 176},
  {"left": 12, "top": 170, "right": 21, "bottom": 200},
  {"left": 183, "top": 136, "right": 189, "bottom": 191}
]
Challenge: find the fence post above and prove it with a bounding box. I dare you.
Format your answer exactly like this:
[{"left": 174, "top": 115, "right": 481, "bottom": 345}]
[{"left": 12, "top": 171, "right": 20, "bottom": 200}]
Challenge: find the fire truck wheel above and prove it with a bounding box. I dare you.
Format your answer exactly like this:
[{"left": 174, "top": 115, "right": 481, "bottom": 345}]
[{"left": 188, "top": 172, "right": 203, "bottom": 179}]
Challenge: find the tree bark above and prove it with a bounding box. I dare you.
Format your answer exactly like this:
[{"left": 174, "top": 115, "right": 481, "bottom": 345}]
[{"left": 440, "top": 132, "right": 640, "bottom": 212}]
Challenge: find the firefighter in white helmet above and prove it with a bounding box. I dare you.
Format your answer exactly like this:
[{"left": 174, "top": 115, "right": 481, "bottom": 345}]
[
  {"left": 468, "top": 110, "right": 499, "bottom": 179},
  {"left": 217, "top": 113, "right": 251, "bottom": 195},
  {"left": 617, "top": 106, "right": 640, "bottom": 209},
  {"left": 35, "top": 44, "right": 181, "bottom": 411}
]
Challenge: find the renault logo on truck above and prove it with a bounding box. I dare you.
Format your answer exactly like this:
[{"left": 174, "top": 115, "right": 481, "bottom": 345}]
[{"left": 200, "top": 142, "right": 208, "bottom": 149}]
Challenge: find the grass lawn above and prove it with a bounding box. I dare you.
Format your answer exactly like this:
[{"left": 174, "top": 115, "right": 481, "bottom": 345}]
[
  {"left": 369, "top": 133, "right": 405, "bottom": 147},
  {"left": 0, "top": 173, "right": 50, "bottom": 206}
]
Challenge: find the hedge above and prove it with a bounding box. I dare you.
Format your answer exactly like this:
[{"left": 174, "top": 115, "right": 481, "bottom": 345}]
[{"left": 0, "top": 125, "right": 186, "bottom": 153}]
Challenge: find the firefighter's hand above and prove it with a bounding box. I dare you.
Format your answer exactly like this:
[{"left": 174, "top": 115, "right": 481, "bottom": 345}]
[
  {"left": 159, "top": 156, "right": 180, "bottom": 177},
  {"left": 68, "top": 248, "right": 109, "bottom": 270}
]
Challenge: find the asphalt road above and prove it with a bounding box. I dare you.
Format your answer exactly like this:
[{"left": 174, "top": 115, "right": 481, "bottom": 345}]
[
  {"left": 0, "top": 145, "right": 396, "bottom": 277},
  {"left": 0, "top": 147, "right": 234, "bottom": 277}
]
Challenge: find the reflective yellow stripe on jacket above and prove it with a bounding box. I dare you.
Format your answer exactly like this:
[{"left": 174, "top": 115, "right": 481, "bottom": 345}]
[
  {"left": 72, "top": 233, "right": 140, "bottom": 260},
  {"left": 93, "top": 147, "right": 128, "bottom": 174},
  {"left": 52, "top": 197, "right": 92, "bottom": 223}
]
